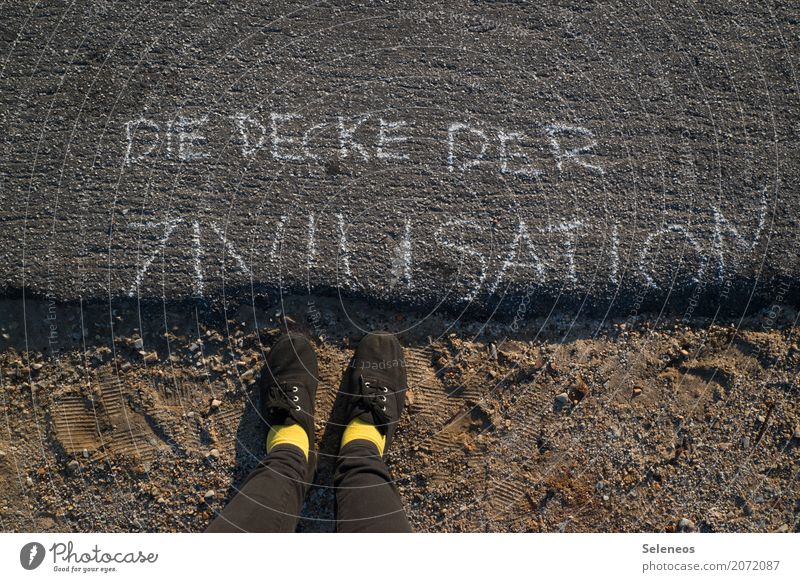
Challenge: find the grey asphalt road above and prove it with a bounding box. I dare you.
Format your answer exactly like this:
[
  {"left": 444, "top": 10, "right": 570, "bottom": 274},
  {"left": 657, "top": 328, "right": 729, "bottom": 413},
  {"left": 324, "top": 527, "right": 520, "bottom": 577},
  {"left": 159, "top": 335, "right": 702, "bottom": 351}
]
[{"left": 1, "top": 1, "right": 798, "bottom": 318}]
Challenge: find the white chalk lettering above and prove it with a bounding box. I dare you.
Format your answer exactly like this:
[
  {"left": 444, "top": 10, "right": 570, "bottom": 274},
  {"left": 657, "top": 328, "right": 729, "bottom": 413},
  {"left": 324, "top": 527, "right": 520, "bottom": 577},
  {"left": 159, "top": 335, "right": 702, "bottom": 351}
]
[
  {"left": 301, "top": 122, "right": 326, "bottom": 161},
  {"left": 639, "top": 224, "right": 707, "bottom": 288},
  {"left": 270, "top": 215, "right": 288, "bottom": 275},
  {"left": 209, "top": 222, "right": 252, "bottom": 277},
  {"left": 124, "top": 118, "right": 160, "bottom": 165},
  {"left": 231, "top": 113, "right": 266, "bottom": 157},
  {"left": 711, "top": 187, "right": 768, "bottom": 283},
  {"left": 498, "top": 131, "right": 542, "bottom": 177},
  {"left": 271, "top": 113, "right": 305, "bottom": 161},
  {"left": 376, "top": 119, "right": 410, "bottom": 160},
  {"left": 490, "top": 219, "right": 545, "bottom": 294},
  {"left": 123, "top": 112, "right": 608, "bottom": 180},
  {"left": 191, "top": 220, "right": 204, "bottom": 297},
  {"left": 609, "top": 224, "right": 620, "bottom": 284},
  {"left": 175, "top": 116, "right": 210, "bottom": 161},
  {"left": 338, "top": 115, "right": 371, "bottom": 160},
  {"left": 547, "top": 221, "right": 582, "bottom": 284},
  {"left": 127, "top": 218, "right": 181, "bottom": 296},
  {"left": 447, "top": 122, "right": 488, "bottom": 172},
  {"left": 434, "top": 219, "right": 487, "bottom": 302},
  {"left": 544, "top": 123, "right": 604, "bottom": 175},
  {"left": 400, "top": 218, "right": 413, "bottom": 288},
  {"left": 336, "top": 213, "right": 352, "bottom": 280},
  {"left": 307, "top": 213, "right": 317, "bottom": 284}
]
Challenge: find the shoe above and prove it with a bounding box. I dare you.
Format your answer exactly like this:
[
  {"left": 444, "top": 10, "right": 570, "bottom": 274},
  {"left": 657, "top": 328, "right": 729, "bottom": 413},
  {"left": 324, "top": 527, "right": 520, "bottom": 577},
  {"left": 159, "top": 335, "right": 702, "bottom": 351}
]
[
  {"left": 341, "top": 332, "right": 407, "bottom": 456},
  {"left": 260, "top": 333, "right": 318, "bottom": 468}
]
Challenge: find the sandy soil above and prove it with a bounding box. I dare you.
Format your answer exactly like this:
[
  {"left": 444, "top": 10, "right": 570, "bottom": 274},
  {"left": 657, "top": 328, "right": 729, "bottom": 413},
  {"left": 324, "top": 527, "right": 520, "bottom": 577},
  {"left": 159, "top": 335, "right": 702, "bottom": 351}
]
[{"left": 0, "top": 297, "right": 798, "bottom": 532}]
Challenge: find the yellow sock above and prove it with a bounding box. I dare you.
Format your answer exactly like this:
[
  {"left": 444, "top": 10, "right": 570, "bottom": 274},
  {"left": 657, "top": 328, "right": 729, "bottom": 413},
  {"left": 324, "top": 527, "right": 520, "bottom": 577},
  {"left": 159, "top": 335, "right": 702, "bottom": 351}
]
[
  {"left": 266, "top": 424, "right": 309, "bottom": 461},
  {"left": 341, "top": 417, "right": 386, "bottom": 456}
]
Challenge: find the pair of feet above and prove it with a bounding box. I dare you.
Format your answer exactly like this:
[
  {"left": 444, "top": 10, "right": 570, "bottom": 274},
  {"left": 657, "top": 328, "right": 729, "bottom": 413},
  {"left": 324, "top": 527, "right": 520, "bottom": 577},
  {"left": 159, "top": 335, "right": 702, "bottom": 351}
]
[{"left": 259, "top": 331, "right": 408, "bottom": 466}]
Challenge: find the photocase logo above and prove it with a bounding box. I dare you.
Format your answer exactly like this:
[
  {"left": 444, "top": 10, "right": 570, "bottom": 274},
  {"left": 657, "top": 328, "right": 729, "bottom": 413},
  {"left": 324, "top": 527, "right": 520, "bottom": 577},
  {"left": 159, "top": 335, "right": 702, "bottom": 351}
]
[{"left": 20, "top": 542, "right": 46, "bottom": 570}]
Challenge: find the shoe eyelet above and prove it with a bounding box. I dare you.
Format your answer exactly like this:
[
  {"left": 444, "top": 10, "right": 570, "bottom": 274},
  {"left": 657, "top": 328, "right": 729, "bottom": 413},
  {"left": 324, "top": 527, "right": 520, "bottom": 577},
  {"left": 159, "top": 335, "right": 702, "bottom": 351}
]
[
  {"left": 379, "top": 395, "right": 386, "bottom": 402},
  {"left": 292, "top": 386, "right": 299, "bottom": 392},
  {"left": 381, "top": 387, "right": 389, "bottom": 392},
  {"left": 295, "top": 405, "right": 301, "bottom": 411},
  {"left": 292, "top": 396, "right": 299, "bottom": 402},
  {"left": 381, "top": 406, "right": 386, "bottom": 412}
]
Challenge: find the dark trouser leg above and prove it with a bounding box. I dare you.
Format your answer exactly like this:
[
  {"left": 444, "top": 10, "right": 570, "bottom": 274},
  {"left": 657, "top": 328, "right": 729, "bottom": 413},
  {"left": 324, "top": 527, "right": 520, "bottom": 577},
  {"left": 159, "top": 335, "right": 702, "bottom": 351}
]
[
  {"left": 205, "top": 446, "right": 309, "bottom": 532},
  {"left": 334, "top": 441, "right": 412, "bottom": 532}
]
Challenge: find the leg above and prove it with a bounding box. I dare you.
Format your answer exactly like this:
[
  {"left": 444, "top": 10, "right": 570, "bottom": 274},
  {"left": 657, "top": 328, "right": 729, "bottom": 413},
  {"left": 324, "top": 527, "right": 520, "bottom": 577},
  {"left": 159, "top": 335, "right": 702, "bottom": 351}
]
[
  {"left": 206, "top": 333, "right": 319, "bottom": 533},
  {"left": 206, "top": 445, "right": 309, "bottom": 532},
  {"left": 335, "top": 440, "right": 411, "bottom": 532},
  {"left": 334, "top": 332, "right": 412, "bottom": 532}
]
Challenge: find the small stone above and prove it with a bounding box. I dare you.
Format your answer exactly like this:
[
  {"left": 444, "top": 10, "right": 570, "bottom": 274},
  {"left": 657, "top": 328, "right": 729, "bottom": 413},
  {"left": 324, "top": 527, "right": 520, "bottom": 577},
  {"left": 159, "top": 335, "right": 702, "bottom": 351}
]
[
  {"left": 792, "top": 426, "right": 800, "bottom": 440},
  {"left": 210, "top": 398, "right": 222, "bottom": 411},
  {"left": 204, "top": 490, "right": 216, "bottom": 501},
  {"left": 241, "top": 369, "right": 255, "bottom": 381},
  {"left": 157, "top": 497, "right": 166, "bottom": 504},
  {"left": 489, "top": 343, "right": 498, "bottom": 361},
  {"left": 757, "top": 415, "right": 766, "bottom": 424},
  {"left": 568, "top": 376, "right": 589, "bottom": 403},
  {"left": 143, "top": 351, "right": 158, "bottom": 363},
  {"left": 82, "top": 449, "right": 89, "bottom": 458},
  {"left": 67, "top": 460, "right": 80, "bottom": 474},
  {"left": 632, "top": 386, "right": 643, "bottom": 397},
  {"left": 31, "top": 362, "right": 43, "bottom": 370},
  {"left": 741, "top": 436, "right": 750, "bottom": 449},
  {"left": 773, "top": 524, "right": 790, "bottom": 533},
  {"left": 554, "top": 393, "right": 570, "bottom": 408},
  {"left": 207, "top": 448, "right": 220, "bottom": 460},
  {"left": 133, "top": 338, "right": 144, "bottom": 349},
  {"left": 0, "top": 450, "right": 6, "bottom": 460},
  {"left": 680, "top": 349, "right": 690, "bottom": 357},
  {"left": 602, "top": 494, "right": 609, "bottom": 501},
  {"left": 189, "top": 343, "right": 200, "bottom": 353},
  {"left": 677, "top": 518, "right": 695, "bottom": 532},
  {"left": 26, "top": 476, "right": 34, "bottom": 487}
]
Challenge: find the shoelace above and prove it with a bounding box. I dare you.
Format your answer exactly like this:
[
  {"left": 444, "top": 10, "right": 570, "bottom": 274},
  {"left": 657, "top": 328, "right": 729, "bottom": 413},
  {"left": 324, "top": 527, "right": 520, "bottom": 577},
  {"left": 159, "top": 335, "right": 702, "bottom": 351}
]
[
  {"left": 358, "top": 378, "right": 390, "bottom": 424},
  {"left": 266, "top": 382, "right": 302, "bottom": 414}
]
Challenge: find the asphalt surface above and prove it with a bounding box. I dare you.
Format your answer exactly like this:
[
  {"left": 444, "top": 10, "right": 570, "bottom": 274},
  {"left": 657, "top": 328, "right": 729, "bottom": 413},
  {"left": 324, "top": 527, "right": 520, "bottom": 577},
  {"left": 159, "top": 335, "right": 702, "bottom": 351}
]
[{"left": 1, "top": 1, "right": 798, "bottom": 317}]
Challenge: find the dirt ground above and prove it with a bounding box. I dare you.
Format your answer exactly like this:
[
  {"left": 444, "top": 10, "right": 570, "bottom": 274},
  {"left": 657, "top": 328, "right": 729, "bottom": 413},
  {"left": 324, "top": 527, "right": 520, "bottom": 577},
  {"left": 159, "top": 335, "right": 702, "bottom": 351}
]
[{"left": 0, "top": 296, "right": 798, "bottom": 532}]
